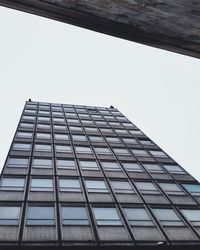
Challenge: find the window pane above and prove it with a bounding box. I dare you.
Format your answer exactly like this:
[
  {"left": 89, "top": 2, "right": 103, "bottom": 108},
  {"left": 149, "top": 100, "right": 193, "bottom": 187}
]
[
  {"left": 75, "top": 146, "right": 92, "bottom": 154},
  {"left": 110, "top": 181, "right": 134, "bottom": 193},
  {"left": 183, "top": 184, "right": 200, "bottom": 195},
  {"left": 124, "top": 208, "right": 154, "bottom": 226},
  {"left": 32, "top": 158, "right": 52, "bottom": 169},
  {"left": 57, "top": 159, "right": 76, "bottom": 169},
  {"left": 27, "top": 206, "right": 55, "bottom": 225},
  {"left": 13, "top": 143, "right": 31, "bottom": 151},
  {"left": 122, "top": 162, "right": 143, "bottom": 172},
  {"left": 72, "top": 135, "right": 87, "bottom": 141},
  {"left": 17, "top": 132, "right": 32, "bottom": 138},
  {"left": 0, "top": 178, "right": 25, "bottom": 191},
  {"left": 150, "top": 151, "right": 168, "bottom": 158},
  {"left": 101, "top": 162, "right": 121, "bottom": 171},
  {"left": 79, "top": 161, "right": 99, "bottom": 170},
  {"left": 153, "top": 208, "right": 184, "bottom": 226},
  {"left": 85, "top": 180, "right": 108, "bottom": 193},
  {"left": 7, "top": 158, "right": 28, "bottom": 168},
  {"left": 93, "top": 207, "right": 122, "bottom": 226},
  {"left": 0, "top": 206, "right": 21, "bottom": 225},
  {"left": 36, "top": 133, "right": 51, "bottom": 139},
  {"left": 62, "top": 207, "right": 89, "bottom": 225},
  {"left": 181, "top": 209, "right": 200, "bottom": 222},
  {"left": 59, "top": 179, "right": 81, "bottom": 192},
  {"left": 31, "top": 179, "right": 53, "bottom": 191},
  {"left": 55, "top": 145, "right": 72, "bottom": 152},
  {"left": 35, "top": 144, "right": 51, "bottom": 152},
  {"left": 131, "top": 149, "right": 149, "bottom": 156}
]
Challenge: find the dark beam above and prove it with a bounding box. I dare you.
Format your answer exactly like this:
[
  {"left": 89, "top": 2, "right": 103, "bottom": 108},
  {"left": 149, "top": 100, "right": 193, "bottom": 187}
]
[{"left": 0, "top": 0, "right": 200, "bottom": 58}]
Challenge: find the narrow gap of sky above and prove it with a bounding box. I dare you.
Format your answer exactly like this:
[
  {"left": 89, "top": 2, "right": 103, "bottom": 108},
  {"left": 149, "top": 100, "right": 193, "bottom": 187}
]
[{"left": 0, "top": 7, "right": 199, "bottom": 180}]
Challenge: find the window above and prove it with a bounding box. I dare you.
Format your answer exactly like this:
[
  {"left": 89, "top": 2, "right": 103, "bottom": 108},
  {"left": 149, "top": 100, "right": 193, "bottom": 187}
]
[
  {"left": 36, "top": 133, "right": 51, "bottom": 139},
  {"left": 0, "top": 178, "right": 25, "bottom": 191},
  {"left": 163, "top": 165, "right": 185, "bottom": 174},
  {"left": 93, "top": 207, "right": 122, "bottom": 226},
  {"left": 67, "top": 119, "right": 80, "bottom": 124},
  {"left": 24, "top": 109, "right": 36, "bottom": 114},
  {"left": 94, "top": 147, "right": 112, "bottom": 155},
  {"left": 159, "top": 183, "right": 184, "bottom": 195},
  {"left": 139, "top": 140, "right": 154, "bottom": 145},
  {"left": 181, "top": 209, "right": 200, "bottom": 226},
  {"left": 30, "top": 178, "right": 53, "bottom": 192},
  {"left": 69, "top": 126, "right": 83, "bottom": 132},
  {"left": 59, "top": 179, "right": 81, "bottom": 192},
  {"left": 75, "top": 146, "right": 92, "bottom": 154},
  {"left": 16, "top": 132, "right": 33, "bottom": 138},
  {"left": 117, "top": 117, "right": 128, "bottom": 122},
  {"left": 0, "top": 206, "right": 21, "bottom": 225},
  {"left": 89, "top": 136, "right": 104, "bottom": 142},
  {"left": 82, "top": 120, "right": 94, "bottom": 125},
  {"left": 61, "top": 207, "right": 89, "bottom": 225},
  {"left": 54, "top": 125, "right": 67, "bottom": 131},
  {"left": 106, "top": 137, "right": 121, "bottom": 143},
  {"left": 13, "top": 143, "right": 31, "bottom": 151},
  {"left": 37, "top": 124, "right": 51, "bottom": 129},
  {"left": 32, "top": 158, "right": 52, "bottom": 169},
  {"left": 22, "top": 116, "right": 35, "bottom": 121},
  {"left": 65, "top": 113, "right": 78, "bottom": 118},
  {"left": 85, "top": 127, "right": 99, "bottom": 133},
  {"left": 26, "top": 206, "right": 55, "bottom": 225},
  {"left": 130, "top": 130, "right": 143, "bottom": 136},
  {"left": 54, "top": 134, "right": 69, "bottom": 140},
  {"left": 55, "top": 145, "right": 72, "bottom": 153},
  {"left": 100, "top": 128, "right": 113, "bottom": 133},
  {"left": 115, "top": 129, "right": 129, "bottom": 135},
  {"left": 113, "top": 148, "right": 131, "bottom": 155},
  {"left": 53, "top": 118, "right": 65, "bottom": 123},
  {"left": 35, "top": 144, "right": 51, "bottom": 152},
  {"left": 150, "top": 150, "right": 168, "bottom": 158},
  {"left": 122, "top": 123, "right": 135, "bottom": 128},
  {"left": 110, "top": 181, "right": 134, "bottom": 193},
  {"left": 20, "top": 123, "right": 34, "bottom": 129},
  {"left": 57, "top": 159, "right": 76, "bottom": 170},
  {"left": 101, "top": 162, "right": 121, "bottom": 172},
  {"left": 79, "top": 161, "right": 99, "bottom": 170},
  {"left": 122, "top": 162, "right": 143, "bottom": 172},
  {"left": 7, "top": 157, "right": 28, "bottom": 168},
  {"left": 95, "top": 121, "right": 107, "bottom": 126},
  {"left": 182, "top": 184, "right": 200, "bottom": 196},
  {"left": 143, "top": 164, "right": 164, "bottom": 173},
  {"left": 109, "top": 122, "right": 121, "bottom": 127},
  {"left": 122, "top": 138, "right": 138, "bottom": 144},
  {"left": 135, "top": 182, "right": 159, "bottom": 194},
  {"left": 124, "top": 208, "right": 154, "bottom": 226},
  {"left": 72, "top": 135, "right": 87, "bottom": 142},
  {"left": 85, "top": 180, "right": 108, "bottom": 193},
  {"left": 38, "top": 111, "right": 50, "bottom": 115},
  {"left": 153, "top": 208, "right": 184, "bottom": 226},
  {"left": 131, "top": 149, "right": 149, "bottom": 157},
  {"left": 38, "top": 117, "right": 50, "bottom": 122}
]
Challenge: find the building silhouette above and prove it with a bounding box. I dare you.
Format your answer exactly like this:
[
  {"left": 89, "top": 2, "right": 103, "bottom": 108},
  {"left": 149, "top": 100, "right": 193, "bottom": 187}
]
[{"left": 0, "top": 100, "right": 200, "bottom": 248}]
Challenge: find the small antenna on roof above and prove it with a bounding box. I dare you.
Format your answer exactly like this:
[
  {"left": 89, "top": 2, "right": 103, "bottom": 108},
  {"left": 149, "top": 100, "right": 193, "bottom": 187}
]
[
  {"left": 28, "top": 98, "right": 32, "bottom": 102},
  {"left": 110, "top": 105, "right": 114, "bottom": 109}
]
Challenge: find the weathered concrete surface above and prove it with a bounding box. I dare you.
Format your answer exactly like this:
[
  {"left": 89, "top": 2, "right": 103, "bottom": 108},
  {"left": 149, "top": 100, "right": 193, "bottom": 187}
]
[{"left": 0, "top": 0, "right": 200, "bottom": 58}]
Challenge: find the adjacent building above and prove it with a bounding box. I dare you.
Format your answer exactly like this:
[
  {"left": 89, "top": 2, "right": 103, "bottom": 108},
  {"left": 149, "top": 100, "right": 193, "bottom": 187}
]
[{"left": 0, "top": 100, "right": 200, "bottom": 248}]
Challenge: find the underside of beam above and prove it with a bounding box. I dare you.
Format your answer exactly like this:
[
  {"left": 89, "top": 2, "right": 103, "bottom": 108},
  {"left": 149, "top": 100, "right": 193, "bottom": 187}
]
[{"left": 0, "top": 0, "right": 200, "bottom": 58}]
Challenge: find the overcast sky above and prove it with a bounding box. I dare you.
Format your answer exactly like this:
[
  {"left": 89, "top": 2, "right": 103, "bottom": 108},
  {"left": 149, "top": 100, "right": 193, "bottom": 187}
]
[{"left": 0, "top": 6, "right": 200, "bottom": 180}]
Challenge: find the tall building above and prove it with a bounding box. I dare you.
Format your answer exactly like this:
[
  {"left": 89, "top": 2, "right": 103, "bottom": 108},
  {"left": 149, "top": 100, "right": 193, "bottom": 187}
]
[{"left": 0, "top": 100, "right": 200, "bottom": 248}]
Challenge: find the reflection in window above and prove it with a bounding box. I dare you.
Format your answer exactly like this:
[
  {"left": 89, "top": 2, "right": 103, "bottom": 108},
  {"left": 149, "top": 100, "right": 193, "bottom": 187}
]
[
  {"left": 153, "top": 208, "right": 184, "bottom": 226},
  {"left": 57, "top": 159, "right": 76, "bottom": 170},
  {"left": 32, "top": 158, "right": 52, "bottom": 169},
  {"left": 7, "top": 158, "right": 29, "bottom": 168},
  {"left": 35, "top": 144, "right": 51, "bottom": 152},
  {"left": 182, "top": 184, "right": 200, "bottom": 196},
  {"left": 85, "top": 180, "right": 108, "bottom": 193},
  {"left": 150, "top": 150, "right": 168, "bottom": 158},
  {"left": 30, "top": 178, "right": 53, "bottom": 192},
  {"left": 110, "top": 181, "right": 134, "bottom": 193},
  {"left": 124, "top": 208, "right": 154, "bottom": 226},
  {"left": 93, "top": 207, "right": 122, "bottom": 226},
  {"left": 181, "top": 209, "right": 200, "bottom": 226},
  {"left": 13, "top": 143, "right": 31, "bottom": 151},
  {"left": 79, "top": 161, "right": 99, "bottom": 171},
  {"left": 61, "top": 207, "right": 89, "bottom": 225},
  {"left": 0, "top": 206, "right": 21, "bottom": 225},
  {"left": 26, "top": 206, "right": 55, "bottom": 225},
  {"left": 0, "top": 178, "right": 25, "bottom": 191},
  {"left": 59, "top": 179, "right": 81, "bottom": 192},
  {"left": 101, "top": 162, "right": 121, "bottom": 172}
]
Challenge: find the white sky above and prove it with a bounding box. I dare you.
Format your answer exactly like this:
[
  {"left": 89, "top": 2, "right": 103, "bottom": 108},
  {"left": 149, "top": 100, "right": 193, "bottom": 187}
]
[{"left": 0, "top": 6, "right": 200, "bottom": 180}]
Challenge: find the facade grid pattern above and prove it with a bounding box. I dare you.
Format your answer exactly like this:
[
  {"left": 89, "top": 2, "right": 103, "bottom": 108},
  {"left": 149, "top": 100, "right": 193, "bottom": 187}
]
[{"left": 0, "top": 100, "right": 200, "bottom": 247}]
